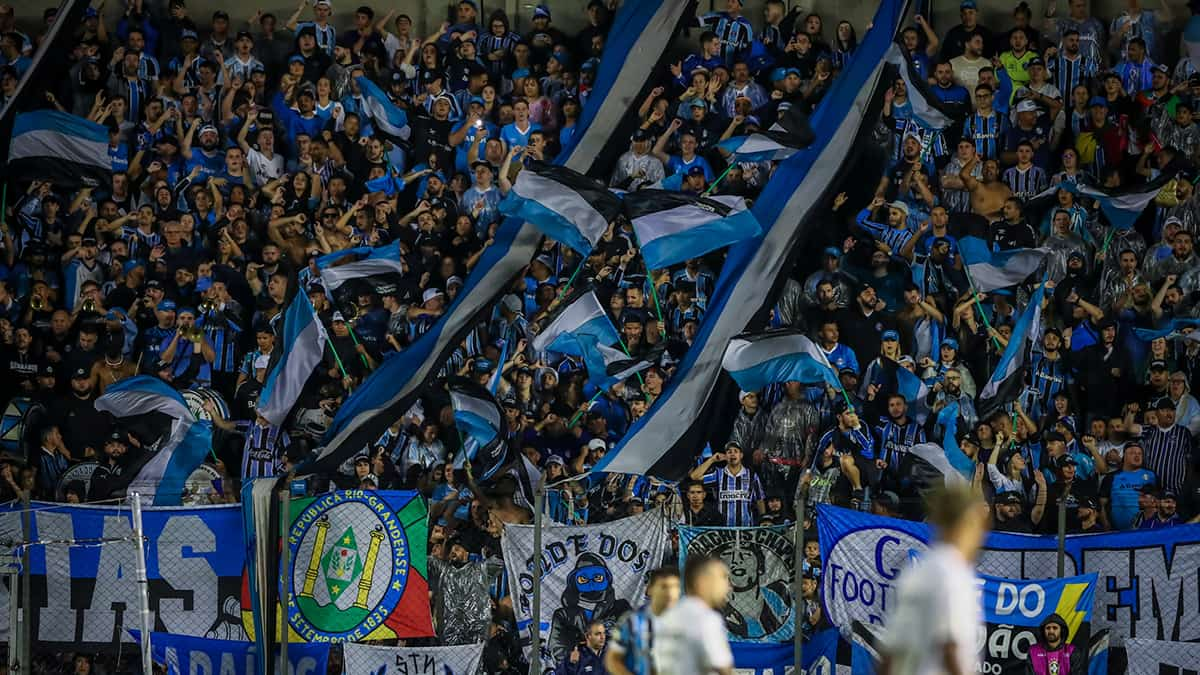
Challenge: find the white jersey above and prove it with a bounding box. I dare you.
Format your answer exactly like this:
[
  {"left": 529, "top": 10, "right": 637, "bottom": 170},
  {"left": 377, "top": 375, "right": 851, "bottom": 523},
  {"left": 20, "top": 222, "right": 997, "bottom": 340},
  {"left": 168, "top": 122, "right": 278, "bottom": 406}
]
[
  {"left": 879, "top": 544, "right": 982, "bottom": 675},
  {"left": 653, "top": 596, "right": 732, "bottom": 675}
]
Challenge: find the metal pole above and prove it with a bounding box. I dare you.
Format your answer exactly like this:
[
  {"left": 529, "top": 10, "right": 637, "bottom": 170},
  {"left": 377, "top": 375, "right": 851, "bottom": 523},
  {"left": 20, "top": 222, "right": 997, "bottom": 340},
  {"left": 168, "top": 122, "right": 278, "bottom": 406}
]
[
  {"left": 528, "top": 480, "right": 545, "bottom": 675},
  {"left": 1056, "top": 496, "right": 1067, "bottom": 578},
  {"left": 130, "top": 494, "right": 154, "bottom": 675},
  {"left": 279, "top": 482, "right": 292, "bottom": 675},
  {"left": 7, "top": 569, "right": 18, "bottom": 674},
  {"left": 19, "top": 493, "right": 30, "bottom": 674},
  {"left": 793, "top": 488, "right": 807, "bottom": 675}
]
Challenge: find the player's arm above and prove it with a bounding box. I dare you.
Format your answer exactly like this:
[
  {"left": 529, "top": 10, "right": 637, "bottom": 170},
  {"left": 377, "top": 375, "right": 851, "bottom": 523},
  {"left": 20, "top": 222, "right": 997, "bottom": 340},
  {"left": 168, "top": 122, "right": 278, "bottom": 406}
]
[
  {"left": 604, "top": 646, "right": 632, "bottom": 675},
  {"left": 941, "top": 641, "right": 966, "bottom": 675}
]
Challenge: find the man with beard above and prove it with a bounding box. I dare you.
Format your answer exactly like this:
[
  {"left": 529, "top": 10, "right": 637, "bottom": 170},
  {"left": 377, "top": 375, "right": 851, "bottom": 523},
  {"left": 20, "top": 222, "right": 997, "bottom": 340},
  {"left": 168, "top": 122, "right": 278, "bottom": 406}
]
[
  {"left": 1027, "top": 614, "right": 1079, "bottom": 675},
  {"left": 182, "top": 121, "right": 226, "bottom": 177},
  {"left": 548, "top": 552, "right": 633, "bottom": 663},
  {"left": 958, "top": 154, "right": 1012, "bottom": 221},
  {"left": 88, "top": 430, "right": 142, "bottom": 501},
  {"left": 52, "top": 367, "right": 108, "bottom": 461},
  {"left": 720, "top": 542, "right": 791, "bottom": 640}
]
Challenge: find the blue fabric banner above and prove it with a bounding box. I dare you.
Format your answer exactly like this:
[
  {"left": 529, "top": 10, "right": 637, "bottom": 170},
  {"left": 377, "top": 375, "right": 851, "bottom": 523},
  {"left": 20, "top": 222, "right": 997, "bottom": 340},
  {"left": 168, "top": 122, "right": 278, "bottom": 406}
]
[
  {"left": 131, "top": 631, "right": 330, "bottom": 675},
  {"left": 816, "top": 505, "right": 1200, "bottom": 660},
  {"left": 0, "top": 502, "right": 245, "bottom": 650},
  {"left": 731, "top": 641, "right": 800, "bottom": 675}
]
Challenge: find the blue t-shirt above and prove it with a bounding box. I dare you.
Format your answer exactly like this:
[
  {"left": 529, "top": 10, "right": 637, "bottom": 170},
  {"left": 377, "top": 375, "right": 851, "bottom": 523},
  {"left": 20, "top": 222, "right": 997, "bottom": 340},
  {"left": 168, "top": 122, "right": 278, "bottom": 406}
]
[
  {"left": 1107, "top": 468, "right": 1157, "bottom": 530},
  {"left": 500, "top": 121, "right": 541, "bottom": 150},
  {"left": 667, "top": 155, "right": 714, "bottom": 181}
]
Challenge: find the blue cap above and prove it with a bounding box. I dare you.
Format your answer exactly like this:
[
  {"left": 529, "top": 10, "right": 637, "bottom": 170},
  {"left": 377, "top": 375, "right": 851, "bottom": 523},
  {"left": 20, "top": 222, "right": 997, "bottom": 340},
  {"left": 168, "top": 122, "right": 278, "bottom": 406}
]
[
  {"left": 1088, "top": 96, "right": 1108, "bottom": 108},
  {"left": 469, "top": 95, "right": 486, "bottom": 106},
  {"left": 122, "top": 260, "right": 145, "bottom": 274},
  {"left": 512, "top": 67, "right": 530, "bottom": 79},
  {"left": 688, "top": 97, "right": 706, "bottom": 109},
  {"left": 941, "top": 337, "right": 959, "bottom": 351},
  {"left": 881, "top": 330, "right": 900, "bottom": 342},
  {"left": 770, "top": 67, "right": 788, "bottom": 82},
  {"left": 180, "top": 29, "right": 199, "bottom": 41},
  {"left": 289, "top": 54, "right": 306, "bottom": 65},
  {"left": 177, "top": 306, "right": 197, "bottom": 317},
  {"left": 157, "top": 300, "right": 177, "bottom": 312},
  {"left": 85, "top": 7, "right": 98, "bottom": 18},
  {"left": 785, "top": 67, "right": 802, "bottom": 78},
  {"left": 960, "top": 0, "right": 977, "bottom": 8},
  {"left": 823, "top": 246, "right": 841, "bottom": 257}
]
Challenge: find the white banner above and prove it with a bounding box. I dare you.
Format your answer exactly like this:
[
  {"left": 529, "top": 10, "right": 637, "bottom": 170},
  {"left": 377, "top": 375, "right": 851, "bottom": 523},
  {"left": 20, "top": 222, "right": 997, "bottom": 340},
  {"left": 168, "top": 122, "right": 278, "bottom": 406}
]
[
  {"left": 1124, "top": 639, "right": 1200, "bottom": 675},
  {"left": 501, "top": 510, "right": 668, "bottom": 668},
  {"left": 342, "top": 642, "right": 485, "bottom": 675}
]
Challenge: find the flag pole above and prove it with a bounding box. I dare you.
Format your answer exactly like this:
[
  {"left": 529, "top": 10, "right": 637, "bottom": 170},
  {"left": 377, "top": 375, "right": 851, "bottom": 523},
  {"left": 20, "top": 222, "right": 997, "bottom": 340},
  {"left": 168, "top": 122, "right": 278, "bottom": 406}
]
[
  {"left": 130, "top": 494, "right": 154, "bottom": 675},
  {"left": 962, "top": 268, "right": 1004, "bottom": 352},
  {"left": 702, "top": 161, "right": 736, "bottom": 196},
  {"left": 568, "top": 390, "right": 604, "bottom": 426},
  {"left": 528, "top": 478, "right": 546, "bottom": 675},
  {"left": 646, "top": 270, "right": 668, "bottom": 339},
  {"left": 556, "top": 256, "right": 588, "bottom": 301}
]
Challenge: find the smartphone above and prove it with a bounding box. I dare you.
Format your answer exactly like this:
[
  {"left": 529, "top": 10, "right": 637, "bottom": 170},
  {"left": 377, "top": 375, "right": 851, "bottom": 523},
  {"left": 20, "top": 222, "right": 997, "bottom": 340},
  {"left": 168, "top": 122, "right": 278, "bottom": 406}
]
[{"left": 474, "top": 119, "right": 483, "bottom": 129}]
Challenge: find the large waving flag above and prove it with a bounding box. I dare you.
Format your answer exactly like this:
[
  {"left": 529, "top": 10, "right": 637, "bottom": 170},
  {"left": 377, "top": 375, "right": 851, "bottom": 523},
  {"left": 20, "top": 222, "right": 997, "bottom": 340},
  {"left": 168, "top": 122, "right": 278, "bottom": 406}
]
[
  {"left": 624, "top": 191, "right": 762, "bottom": 270},
  {"left": 530, "top": 289, "right": 622, "bottom": 356},
  {"left": 1134, "top": 317, "right": 1200, "bottom": 342},
  {"left": 354, "top": 74, "right": 410, "bottom": 143},
  {"left": 304, "top": 0, "right": 699, "bottom": 475},
  {"left": 315, "top": 244, "right": 407, "bottom": 313},
  {"left": 450, "top": 381, "right": 511, "bottom": 482},
  {"left": 9, "top": 110, "right": 112, "bottom": 188},
  {"left": 94, "top": 376, "right": 213, "bottom": 505},
  {"left": 959, "top": 236, "right": 1049, "bottom": 292},
  {"left": 595, "top": 0, "right": 912, "bottom": 479},
  {"left": 499, "top": 161, "right": 624, "bottom": 254},
  {"left": 978, "top": 281, "right": 1047, "bottom": 419},
  {"left": 718, "top": 105, "right": 816, "bottom": 161},
  {"left": 907, "top": 443, "right": 970, "bottom": 486},
  {"left": 576, "top": 334, "right": 660, "bottom": 391},
  {"left": 721, "top": 330, "right": 841, "bottom": 392},
  {"left": 1033, "top": 173, "right": 1174, "bottom": 231},
  {"left": 257, "top": 292, "right": 328, "bottom": 426},
  {"left": 936, "top": 402, "right": 977, "bottom": 479},
  {"left": 883, "top": 43, "right": 965, "bottom": 147}
]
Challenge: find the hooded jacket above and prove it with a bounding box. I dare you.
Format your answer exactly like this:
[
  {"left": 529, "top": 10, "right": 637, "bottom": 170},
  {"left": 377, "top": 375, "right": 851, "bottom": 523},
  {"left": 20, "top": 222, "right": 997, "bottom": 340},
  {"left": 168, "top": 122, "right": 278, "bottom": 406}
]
[{"left": 1027, "top": 613, "right": 1083, "bottom": 675}]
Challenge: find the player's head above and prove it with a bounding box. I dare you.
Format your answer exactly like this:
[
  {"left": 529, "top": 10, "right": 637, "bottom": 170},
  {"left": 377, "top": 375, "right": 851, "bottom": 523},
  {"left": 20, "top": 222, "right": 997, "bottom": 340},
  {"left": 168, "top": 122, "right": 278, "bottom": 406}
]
[
  {"left": 646, "top": 566, "right": 681, "bottom": 612},
  {"left": 926, "top": 484, "right": 990, "bottom": 560},
  {"left": 683, "top": 555, "right": 730, "bottom": 610}
]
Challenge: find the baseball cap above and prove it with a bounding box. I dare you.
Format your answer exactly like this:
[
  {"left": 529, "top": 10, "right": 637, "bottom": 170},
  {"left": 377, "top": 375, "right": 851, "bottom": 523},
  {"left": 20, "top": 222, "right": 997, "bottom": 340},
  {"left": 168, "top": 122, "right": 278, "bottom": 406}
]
[
  {"left": 888, "top": 200, "right": 909, "bottom": 216},
  {"left": 1027, "top": 57, "right": 1044, "bottom": 68},
  {"left": 1154, "top": 396, "right": 1175, "bottom": 410},
  {"left": 1139, "top": 483, "right": 1160, "bottom": 495},
  {"left": 998, "top": 491, "right": 1023, "bottom": 505},
  {"left": 1054, "top": 454, "right": 1077, "bottom": 469},
  {"left": 1149, "top": 360, "right": 1169, "bottom": 371},
  {"left": 331, "top": 311, "right": 346, "bottom": 322},
  {"left": 532, "top": 4, "right": 551, "bottom": 19},
  {"left": 588, "top": 438, "right": 607, "bottom": 451},
  {"left": 941, "top": 337, "right": 959, "bottom": 351},
  {"left": 686, "top": 165, "right": 706, "bottom": 177},
  {"left": 500, "top": 294, "right": 522, "bottom": 314},
  {"left": 72, "top": 367, "right": 89, "bottom": 380},
  {"left": 960, "top": 0, "right": 977, "bottom": 8},
  {"left": 631, "top": 128, "right": 652, "bottom": 142},
  {"left": 180, "top": 29, "right": 199, "bottom": 41},
  {"left": 1154, "top": 63, "right": 1170, "bottom": 74},
  {"left": 1014, "top": 99, "right": 1039, "bottom": 113},
  {"left": 1043, "top": 430, "right": 1066, "bottom": 443},
  {"left": 1088, "top": 96, "right": 1109, "bottom": 108},
  {"left": 881, "top": 329, "right": 899, "bottom": 342},
  {"left": 422, "top": 288, "right": 444, "bottom": 303},
  {"left": 156, "top": 300, "right": 177, "bottom": 312}
]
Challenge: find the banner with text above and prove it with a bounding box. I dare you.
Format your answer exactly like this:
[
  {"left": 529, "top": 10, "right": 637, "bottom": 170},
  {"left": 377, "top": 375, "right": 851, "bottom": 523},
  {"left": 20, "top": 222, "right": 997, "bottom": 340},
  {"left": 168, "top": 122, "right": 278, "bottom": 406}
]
[
  {"left": 1124, "top": 638, "right": 1200, "bottom": 675},
  {"left": 501, "top": 510, "right": 668, "bottom": 668},
  {"left": 284, "top": 490, "right": 433, "bottom": 643},
  {"left": 133, "top": 631, "right": 330, "bottom": 675},
  {"left": 818, "top": 507, "right": 1106, "bottom": 675},
  {"left": 817, "top": 505, "right": 1200, "bottom": 648},
  {"left": 0, "top": 502, "right": 245, "bottom": 650},
  {"left": 679, "top": 525, "right": 796, "bottom": 643},
  {"left": 342, "top": 641, "right": 485, "bottom": 675}
]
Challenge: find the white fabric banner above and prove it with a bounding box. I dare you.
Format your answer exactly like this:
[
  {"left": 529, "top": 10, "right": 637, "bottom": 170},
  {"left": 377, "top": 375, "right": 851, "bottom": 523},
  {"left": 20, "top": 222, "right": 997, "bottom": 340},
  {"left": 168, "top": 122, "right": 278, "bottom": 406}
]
[
  {"left": 501, "top": 510, "right": 668, "bottom": 668},
  {"left": 342, "top": 642, "right": 485, "bottom": 675},
  {"left": 1124, "top": 638, "right": 1200, "bottom": 675}
]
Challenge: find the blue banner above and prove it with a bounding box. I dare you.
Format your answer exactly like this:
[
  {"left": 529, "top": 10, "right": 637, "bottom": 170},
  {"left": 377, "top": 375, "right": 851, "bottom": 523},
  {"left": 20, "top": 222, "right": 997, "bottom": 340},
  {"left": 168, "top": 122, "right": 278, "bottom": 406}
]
[
  {"left": 731, "top": 641, "right": 798, "bottom": 675},
  {"left": 817, "top": 506, "right": 1116, "bottom": 675},
  {"left": 132, "top": 631, "right": 330, "bottom": 675},
  {"left": 0, "top": 502, "right": 245, "bottom": 649}
]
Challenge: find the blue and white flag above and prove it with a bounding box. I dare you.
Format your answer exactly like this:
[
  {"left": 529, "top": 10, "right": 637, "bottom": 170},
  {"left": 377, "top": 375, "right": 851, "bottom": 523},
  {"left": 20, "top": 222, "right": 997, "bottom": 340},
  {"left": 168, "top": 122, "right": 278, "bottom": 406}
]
[
  {"left": 625, "top": 191, "right": 761, "bottom": 270},
  {"left": 883, "top": 44, "right": 958, "bottom": 133},
  {"left": 721, "top": 330, "right": 841, "bottom": 392},
  {"left": 93, "top": 376, "right": 213, "bottom": 505},
  {"left": 1034, "top": 173, "right": 1173, "bottom": 231},
  {"left": 9, "top": 110, "right": 112, "bottom": 188},
  {"left": 354, "top": 74, "right": 410, "bottom": 143},
  {"left": 257, "top": 292, "right": 328, "bottom": 426},
  {"left": 576, "top": 334, "right": 659, "bottom": 391},
  {"left": 306, "top": 0, "right": 696, "bottom": 475},
  {"left": 717, "top": 106, "right": 815, "bottom": 162},
  {"left": 1132, "top": 317, "right": 1200, "bottom": 342},
  {"left": 978, "top": 281, "right": 1046, "bottom": 419},
  {"left": 530, "top": 289, "right": 621, "bottom": 356},
  {"left": 365, "top": 167, "right": 406, "bottom": 196},
  {"left": 450, "top": 381, "right": 511, "bottom": 481},
  {"left": 499, "top": 161, "right": 624, "bottom": 255},
  {"left": 315, "top": 243, "right": 407, "bottom": 315},
  {"left": 130, "top": 631, "right": 330, "bottom": 675},
  {"left": 959, "top": 236, "right": 1048, "bottom": 292},
  {"left": 596, "top": 0, "right": 911, "bottom": 479}
]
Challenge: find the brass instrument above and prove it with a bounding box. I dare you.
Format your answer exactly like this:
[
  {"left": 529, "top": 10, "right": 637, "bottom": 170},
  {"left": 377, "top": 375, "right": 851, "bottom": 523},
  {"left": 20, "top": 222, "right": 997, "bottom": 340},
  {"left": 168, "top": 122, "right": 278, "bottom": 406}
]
[
  {"left": 198, "top": 299, "right": 217, "bottom": 315},
  {"left": 81, "top": 298, "right": 97, "bottom": 313},
  {"left": 183, "top": 326, "right": 204, "bottom": 343},
  {"left": 30, "top": 295, "right": 45, "bottom": 312}
]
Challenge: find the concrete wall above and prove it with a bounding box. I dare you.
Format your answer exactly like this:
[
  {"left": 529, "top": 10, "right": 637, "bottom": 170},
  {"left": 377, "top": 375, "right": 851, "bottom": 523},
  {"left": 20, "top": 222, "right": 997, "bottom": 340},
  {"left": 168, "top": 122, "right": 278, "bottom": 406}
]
[{"left": 32, "top": 1, "right": 1195, "bottom": 46}]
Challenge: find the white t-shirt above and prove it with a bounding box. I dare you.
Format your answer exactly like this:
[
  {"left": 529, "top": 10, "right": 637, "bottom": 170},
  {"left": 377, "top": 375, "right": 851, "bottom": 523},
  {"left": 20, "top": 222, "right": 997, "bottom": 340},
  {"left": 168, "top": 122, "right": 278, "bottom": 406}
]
[
  {"left": 879, "top": 544, "right": 982, "bottom": 675},
  {"left": 246, "top": 147, "right": 285, "bottom": 186},
  {"left": 653, "top": 596, "right": 732, "bottom": 675}
]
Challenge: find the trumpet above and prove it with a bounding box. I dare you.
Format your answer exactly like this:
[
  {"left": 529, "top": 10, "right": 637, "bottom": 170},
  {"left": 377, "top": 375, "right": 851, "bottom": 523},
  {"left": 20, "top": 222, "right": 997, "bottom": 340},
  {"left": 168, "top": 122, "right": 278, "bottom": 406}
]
[
  {"left": 198, "top": 299, "right": 217, "bottom": 315},
  {"left": 81, "top": 298, "right": 97, "bottom": 313},
  {"left": 182, "top": 326, "right": 204, "bottom": 343},
  {"left": 30, "top": 295, "right": 45, "bottom": 312}
]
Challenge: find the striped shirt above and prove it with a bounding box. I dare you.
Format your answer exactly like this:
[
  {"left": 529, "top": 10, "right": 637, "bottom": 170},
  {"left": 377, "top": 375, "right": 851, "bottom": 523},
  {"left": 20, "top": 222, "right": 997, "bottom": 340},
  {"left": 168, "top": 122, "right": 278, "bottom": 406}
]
[
  {"left": 855, "top": 208, "right": 913, "bottom": 252},
  {"left": 1003, "top": 165, "right": 1048, "bottom": 200},
  {"left": 199, "top": 312, "right": 242, "bottom": 373},
  {"left": 698, "top": 13, "right": 754, "bottom": 64},
  {"left": 962, "top": 111, "right": 1004, "bottom": 160},
  {"left": 1139, "top": 424, "right": 1192, "bottom": 493},
  {"left": 1049, "top": 52, "right": 1099, "bottom": 93},
  {"left": 295, "top": 21, "right": 337, "bottom": 55},
  {"left": 816, "top": 426, "right": 877, "bottom": 461},
  {"left": 611, "top": 607, "right": 657, "bottom": 675},
  {"left": 475, "top": 31, "right": 520, "bottom": 78},
  {"left": 874, "top": 417, "right": 926, "bottom": 473},
  {"left": 1024, "top": 353, "right": 1071, "bottom": 418},
  {"left": 237, "top": 419, "right": 291, "bottom": 479},
  {"left": 701, "top": 466, "right": 764, "bottom": 526}
]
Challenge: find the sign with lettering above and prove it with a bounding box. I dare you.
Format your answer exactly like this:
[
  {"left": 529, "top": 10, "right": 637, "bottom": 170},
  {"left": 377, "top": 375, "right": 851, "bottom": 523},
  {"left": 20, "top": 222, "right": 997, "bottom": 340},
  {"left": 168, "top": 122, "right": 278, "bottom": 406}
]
[{"left": 342, "top": 641, "right": 484, "bottom": 675}]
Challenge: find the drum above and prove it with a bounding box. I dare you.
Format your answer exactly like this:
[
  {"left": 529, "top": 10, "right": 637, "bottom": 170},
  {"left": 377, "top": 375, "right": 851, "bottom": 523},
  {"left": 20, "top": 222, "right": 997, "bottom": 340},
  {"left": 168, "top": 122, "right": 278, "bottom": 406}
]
[
  {"left": 55, "top": 461, "right": 100, "bottom": 502},
  {"left": 182, "top": 388, "right": 231, "bottom": 422},
  {"left": 182, "top": 463, "right": 224, "bottom": 505}
]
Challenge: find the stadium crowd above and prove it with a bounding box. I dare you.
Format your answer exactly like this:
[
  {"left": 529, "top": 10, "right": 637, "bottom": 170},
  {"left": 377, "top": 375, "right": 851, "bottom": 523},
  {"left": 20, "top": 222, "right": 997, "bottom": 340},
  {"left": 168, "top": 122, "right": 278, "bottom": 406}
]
[{"left": 1, "top": 0, "right": 1200, "bottom": 672}]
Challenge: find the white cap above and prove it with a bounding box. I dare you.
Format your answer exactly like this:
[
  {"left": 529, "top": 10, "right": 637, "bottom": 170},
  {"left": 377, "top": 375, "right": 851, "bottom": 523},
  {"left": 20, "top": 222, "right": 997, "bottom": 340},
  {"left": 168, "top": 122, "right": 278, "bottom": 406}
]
[
  {"left": 738, "top": 390, "right": 755, "bottom": 401},
  {"left": 1014, "top": 99, "right": 1038, "bottom": 113},
  {"left": 588, "top": 438, "right": 607, "bottom": 451},
  {"left": 422, "top": 288, "right": 444, "bottom": 303}
]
